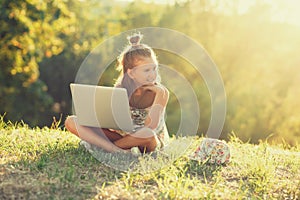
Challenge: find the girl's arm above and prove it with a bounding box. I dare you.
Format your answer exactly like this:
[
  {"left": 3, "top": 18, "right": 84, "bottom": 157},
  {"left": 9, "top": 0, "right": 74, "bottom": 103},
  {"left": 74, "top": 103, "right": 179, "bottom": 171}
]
[{"left": 143, "top": 84, "right": 169, "bottom": 130}]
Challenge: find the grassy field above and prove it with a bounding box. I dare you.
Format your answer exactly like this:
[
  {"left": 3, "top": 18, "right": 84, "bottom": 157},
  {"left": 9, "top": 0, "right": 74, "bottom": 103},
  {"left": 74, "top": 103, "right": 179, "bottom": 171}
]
[{"left": 0, "top": 119, "right": 299, "bottom": 199}]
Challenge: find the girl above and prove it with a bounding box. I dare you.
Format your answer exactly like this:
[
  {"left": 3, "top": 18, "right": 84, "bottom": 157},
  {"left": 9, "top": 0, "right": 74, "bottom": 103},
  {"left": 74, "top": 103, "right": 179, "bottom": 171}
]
[{"left": 65, "top": 33, "right": 169, "bottom": 154}]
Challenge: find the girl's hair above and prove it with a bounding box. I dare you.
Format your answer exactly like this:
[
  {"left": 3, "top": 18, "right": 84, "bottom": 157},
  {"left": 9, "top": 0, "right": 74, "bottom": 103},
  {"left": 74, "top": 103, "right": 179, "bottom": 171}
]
[{"left": 114, "top": 33, "right": 160, "bottom": 97}]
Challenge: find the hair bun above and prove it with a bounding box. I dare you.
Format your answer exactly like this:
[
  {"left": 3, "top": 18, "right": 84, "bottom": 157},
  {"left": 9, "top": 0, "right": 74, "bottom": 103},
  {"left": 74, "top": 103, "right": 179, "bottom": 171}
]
[{"left": 128, "top": 33, "right": 143, "bottom": 46}]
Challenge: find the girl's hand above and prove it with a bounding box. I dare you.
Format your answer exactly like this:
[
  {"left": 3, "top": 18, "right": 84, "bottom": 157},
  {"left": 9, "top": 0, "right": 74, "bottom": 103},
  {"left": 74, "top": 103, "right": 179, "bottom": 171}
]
[
  {"left": 129, "top": 85, "right": 156, "bottom": 109},
  {"left": 141, "top": 84, "right": 169, "bottom": 106}
]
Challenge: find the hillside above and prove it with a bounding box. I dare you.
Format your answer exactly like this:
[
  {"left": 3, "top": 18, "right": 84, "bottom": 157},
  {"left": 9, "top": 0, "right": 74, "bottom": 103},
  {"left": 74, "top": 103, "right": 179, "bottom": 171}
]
[{"left": 0, "top": 121, "right": 299, "bottom": 199}]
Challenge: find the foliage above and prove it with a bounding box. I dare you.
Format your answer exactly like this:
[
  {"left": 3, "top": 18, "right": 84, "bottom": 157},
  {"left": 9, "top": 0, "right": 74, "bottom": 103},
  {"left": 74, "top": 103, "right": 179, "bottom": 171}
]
[
  {"left": 0, "top": 120, "right": 299, "bottom": 199},
  {"left": 1, "top": 0, "right": 300, "bottom": 145},
  {"left": 0, "top": 0, "right": 75, "bottom": 126}
]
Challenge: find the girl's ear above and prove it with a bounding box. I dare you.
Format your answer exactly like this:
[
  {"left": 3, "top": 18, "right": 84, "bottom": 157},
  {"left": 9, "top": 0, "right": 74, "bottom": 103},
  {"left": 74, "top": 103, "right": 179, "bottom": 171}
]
[{"left": 127, "top": 69, "right": 135, "bottom": 79}]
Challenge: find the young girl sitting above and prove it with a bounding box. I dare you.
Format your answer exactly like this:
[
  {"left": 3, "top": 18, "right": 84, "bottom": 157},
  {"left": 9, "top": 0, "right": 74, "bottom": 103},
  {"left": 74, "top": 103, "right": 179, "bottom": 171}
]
[{"left": 65, "top": 33, "right": 170, "bottom": 154}]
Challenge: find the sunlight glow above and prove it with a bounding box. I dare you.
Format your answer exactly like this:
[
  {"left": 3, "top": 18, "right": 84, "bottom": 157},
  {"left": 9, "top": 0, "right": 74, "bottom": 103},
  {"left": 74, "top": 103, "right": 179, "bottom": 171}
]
[
  {"left": 118, "top": 0, "right": 300, "bottom": 27},
  {"left": 268, "top": 0, "right": 300, "bottom": 26},
  {"left": 116, "top": 0, "right": 187, "bottom": 5},
  {"left": 222, "top": 0, "right": 300, "bottom": 26}
]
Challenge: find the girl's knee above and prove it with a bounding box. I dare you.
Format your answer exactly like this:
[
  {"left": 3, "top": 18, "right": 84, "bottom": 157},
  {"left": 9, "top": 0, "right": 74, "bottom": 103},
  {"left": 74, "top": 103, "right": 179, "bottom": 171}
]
[
  {"left": 65, "top": 115, "right": 78, "bottom": 133},
  {"left": 65, "top": 115, "right": 76, "bottom": 124}
]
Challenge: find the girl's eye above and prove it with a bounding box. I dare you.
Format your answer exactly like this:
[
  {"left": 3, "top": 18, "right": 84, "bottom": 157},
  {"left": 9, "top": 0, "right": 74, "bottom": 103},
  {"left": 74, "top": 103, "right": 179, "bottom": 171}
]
[
  {"left": 145, "top": 69, "right": 155, "bottom": 73},
  {"left": 144, "top": 69, "right": 150, "bottom": 72}
]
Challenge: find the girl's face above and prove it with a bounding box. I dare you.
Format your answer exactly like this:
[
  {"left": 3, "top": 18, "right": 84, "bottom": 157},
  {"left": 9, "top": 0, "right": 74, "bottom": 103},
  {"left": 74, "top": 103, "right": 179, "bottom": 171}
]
[{"left": 128, "top": 57, "right": 158, "bottom": 85}]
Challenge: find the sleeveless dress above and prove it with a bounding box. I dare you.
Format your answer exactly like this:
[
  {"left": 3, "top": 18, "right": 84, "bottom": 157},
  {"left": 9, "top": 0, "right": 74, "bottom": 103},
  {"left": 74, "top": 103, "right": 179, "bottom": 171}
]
[{"left": 130, "top": 106, "right": 169, "bottom": 149}]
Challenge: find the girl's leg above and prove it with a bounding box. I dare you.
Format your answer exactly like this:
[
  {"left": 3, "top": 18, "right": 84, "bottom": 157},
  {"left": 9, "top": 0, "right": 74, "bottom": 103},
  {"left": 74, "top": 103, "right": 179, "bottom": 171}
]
[
  {"left": 113, "top": 128, "right": 157, "bottom": 153},
  {"left": 65, "top": 115, "right": 125, "bottom": 153},
  {"left": 100, "top": 128, "right": 123, "bottom": 142}
]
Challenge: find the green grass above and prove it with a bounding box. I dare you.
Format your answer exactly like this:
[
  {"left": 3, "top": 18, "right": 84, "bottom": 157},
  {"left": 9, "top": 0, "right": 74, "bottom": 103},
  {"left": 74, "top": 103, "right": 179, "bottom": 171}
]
[{"left": 0, "top": 119, "right": 299, "bottom": 199}]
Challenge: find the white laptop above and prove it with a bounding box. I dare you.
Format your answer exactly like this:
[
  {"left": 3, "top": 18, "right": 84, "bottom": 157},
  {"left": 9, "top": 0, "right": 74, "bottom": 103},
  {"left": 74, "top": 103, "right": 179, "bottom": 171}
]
[{"left": 70, "top": 83, "right": 134, "bottom": 131}]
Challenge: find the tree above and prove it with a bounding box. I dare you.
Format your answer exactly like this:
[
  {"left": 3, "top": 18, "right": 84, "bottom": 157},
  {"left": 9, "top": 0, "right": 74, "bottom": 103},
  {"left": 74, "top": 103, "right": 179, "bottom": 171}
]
[
  {"left": 0, "top": 0, "right": 75, "bottom": 126},
  {"left": 39, "top": 0, "right": 110, "bottom": 126}
]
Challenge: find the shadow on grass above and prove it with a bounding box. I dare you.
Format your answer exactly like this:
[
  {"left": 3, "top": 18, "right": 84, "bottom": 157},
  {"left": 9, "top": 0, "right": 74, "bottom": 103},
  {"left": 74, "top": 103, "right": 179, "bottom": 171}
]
[
  {"left": 0, "top": 144, "right": 123, "bottom": 199},
  {"left": 1, "top": 133, "right": 220, "bottom": 199},
  {"left": 184, "top": 159, "right": 224, "bottom": 182}
]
